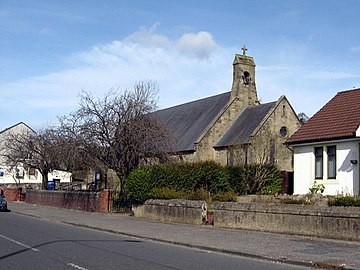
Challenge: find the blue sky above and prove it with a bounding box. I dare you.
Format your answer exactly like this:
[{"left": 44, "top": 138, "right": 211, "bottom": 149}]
[{"left": 1, "top": 0, "right": 360, "bottom": 131}]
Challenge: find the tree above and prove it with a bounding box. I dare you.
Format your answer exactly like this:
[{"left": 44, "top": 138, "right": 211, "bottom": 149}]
[
  {"left": 297, "top": 112, "right": 309, "bottom": 125},
  {"left": 229, "top": 129, "right": 289, "bottom": 167},
  {"left": 1, "top": 128, "right": 65, "bottom": 189},
  {"left": 59, "top": 81, "right": 174, "bottom": 198},
  {"left": 227, "top": 129, "right": 288, "bottom": 194}
]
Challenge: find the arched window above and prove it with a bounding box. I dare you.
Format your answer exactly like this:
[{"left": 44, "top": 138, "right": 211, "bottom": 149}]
[
  {"left": 243, "top": 71, "right": 251, "bottom": 85},
  {"left": 280, "top": 126, "right": 288, "bottom": 137}
]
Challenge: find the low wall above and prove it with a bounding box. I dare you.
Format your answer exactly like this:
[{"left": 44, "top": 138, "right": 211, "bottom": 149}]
[
  {"left": 4, "top": 187, "right": 26, "bottom": 202},
  {"left": 132, "top": 199, "right": 205, "bottom": 225},
  {"left": 25, "top": 189, "right": 113, "bottom": 213},
  {"left": 134, "top": 199, "right": 360, "bottom": 241}
]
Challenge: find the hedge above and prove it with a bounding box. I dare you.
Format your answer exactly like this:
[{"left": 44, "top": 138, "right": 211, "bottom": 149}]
[{"left": 126, "top": 161, "right": 282, "bottom": 204}]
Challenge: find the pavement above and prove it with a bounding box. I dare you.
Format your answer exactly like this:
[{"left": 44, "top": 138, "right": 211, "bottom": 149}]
[{"left": 7, "top": 202, "right": 360, "bottom": 270}]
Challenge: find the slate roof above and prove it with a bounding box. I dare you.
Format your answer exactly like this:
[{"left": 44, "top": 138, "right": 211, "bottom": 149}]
[
  {"left": 0, "top": 122, "right": 35, "bottom": 135},
  {"left": 287, "top": 88, "right": 360, "bottom": 144},
  {"left": 215, "top": 102, "right": 277, "bottom": 148},
  {"left": 154, "top": 92, "right": 231, "bottom": 152}
]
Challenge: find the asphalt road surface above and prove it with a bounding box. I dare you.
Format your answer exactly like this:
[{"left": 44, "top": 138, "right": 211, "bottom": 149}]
[{"left": 0, "top": 212, "right": 309, "bottom": 270}]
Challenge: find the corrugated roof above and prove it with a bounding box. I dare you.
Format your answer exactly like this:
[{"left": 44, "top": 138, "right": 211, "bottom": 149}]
[
  {"left": 287, "top": 88, "right": 360, "bottom": 144},
  {"left": 215, "top": 102, "right": 276, "bottom": 147},
  {"left": 154, "top": 92, "right": 231, "bottom": 152}
]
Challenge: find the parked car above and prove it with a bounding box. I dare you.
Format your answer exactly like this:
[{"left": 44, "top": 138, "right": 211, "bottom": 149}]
[{"left": 0, "top": 196, "right": 7, "bottom": 211}]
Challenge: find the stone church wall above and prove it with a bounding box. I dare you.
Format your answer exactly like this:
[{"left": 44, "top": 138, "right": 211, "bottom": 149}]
[
  {"left": 262, "top": 98, "right": 301, "bottom": 171},
  {"left": 216, "top": 97, "right": 301, "bottom": 172},
  {"left": 196, "top": 98, "right": 246, "bottom": 162}
]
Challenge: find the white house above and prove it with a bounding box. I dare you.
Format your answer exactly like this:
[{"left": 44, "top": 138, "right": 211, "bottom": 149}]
[
  {"left": 0, "top": 122, "right": 71, "bottom": 187},
  {"left": 287, "top": 88, "right": 360, "bottom": 196}
]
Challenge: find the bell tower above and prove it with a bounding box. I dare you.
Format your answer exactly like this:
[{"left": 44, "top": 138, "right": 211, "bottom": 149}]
[{"left": 230, "top": 46, "right": 259, "bottom": 106}]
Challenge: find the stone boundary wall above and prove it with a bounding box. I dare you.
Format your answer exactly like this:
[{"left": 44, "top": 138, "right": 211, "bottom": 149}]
[
  {"left": 133, "top": 199, "right": 360, "bottom": 241},
  {"left": 25, "top": 189, "right": 113, "bottom": 213},
  {"left": 132, "top": 199, "right": 205, "bottom": 225}
]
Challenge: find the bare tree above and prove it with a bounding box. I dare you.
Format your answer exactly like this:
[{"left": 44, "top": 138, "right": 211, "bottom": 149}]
[
  {"left": 1, "top": 128, "right": 64, "bottom": 189},
  {"left": 228, "top": 129, "right": 287, "bottom": 194},
  {"left": 230, "top": 129, "right": 290, "bottom": 167},
  {"left": 59, "top": 81, "right": 174, "bottom": 198},
  {"left": 297, "top": 112, "right": 309, "bottom": 125}
]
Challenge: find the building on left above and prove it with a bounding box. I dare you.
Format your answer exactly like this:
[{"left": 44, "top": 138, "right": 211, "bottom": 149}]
[{"left": 0, "top": 122, "right": 71, "bottom": 189}]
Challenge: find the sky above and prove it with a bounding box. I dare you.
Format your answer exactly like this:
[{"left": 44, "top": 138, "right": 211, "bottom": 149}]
[{"left": 1, "top": 0, "right": 360, "bottom": 131}]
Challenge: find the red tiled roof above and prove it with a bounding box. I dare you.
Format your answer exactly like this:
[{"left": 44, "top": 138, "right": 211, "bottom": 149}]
[{"left": 287, "top": 88, "right": 360, "bottom": 144}]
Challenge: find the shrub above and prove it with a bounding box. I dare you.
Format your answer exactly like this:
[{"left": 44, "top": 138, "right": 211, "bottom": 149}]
[
  {"left": 309, "top": 181, "right": 325, "bottom": 194},
  {"left": 260, "top": 165, "right": 282, "bottom": 195},
  {"left": 328, "top": 196, "right": 360, "bottom": 207},
  {"left": 212, "top": 191, "right": 237, "bottom": 202},
  {"left": 182, "top": 188, "right": 211, "bottom": 201},
  {"left": 126, "top": 161, "right": 230, "bottom": 203},
  {"left": 126, "top": 161, "right": 283, "bottom": 203},
  {"left": 149, "top": 187, "right": 183, "bottom": 200},
  {"left": 126, "top": 165, "right": 154, "bottom": 204},
  {"left": 189, "top": 161, "right": 232, "bottom": 195},
  {"left": 229, "top": 164, "right": 282, "bottom": 195},
  {"left": 227, "top": 166, "right": 247, "bottom": 195}
]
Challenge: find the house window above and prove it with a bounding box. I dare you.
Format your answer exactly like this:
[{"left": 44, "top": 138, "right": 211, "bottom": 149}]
[
  {"left": 314, "top": 147, "right": 323, "bottom": 179},
  {"left": 327, "top": 146, "right": 336, "bottom": 179}
]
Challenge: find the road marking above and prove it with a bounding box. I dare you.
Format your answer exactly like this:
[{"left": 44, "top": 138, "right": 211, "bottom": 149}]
[
  {"left": 67, "top": 263, "right": 88, "bottom": 270},
  {"left": 0, "top": 234, "right": 39, "bottom": 252}
]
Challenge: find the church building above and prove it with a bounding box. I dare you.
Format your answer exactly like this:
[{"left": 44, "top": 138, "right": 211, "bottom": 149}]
[{"left": 155, "top": 48, "right": 301, "bottom": 172}]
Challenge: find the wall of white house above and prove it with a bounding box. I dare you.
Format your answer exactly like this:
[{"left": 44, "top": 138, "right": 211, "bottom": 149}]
[
  {"left": 293, "top": 140, "right": 360, "bottom": 196},
  {"left": 0, "top": 166, "right": 71, "bottom": 186}
]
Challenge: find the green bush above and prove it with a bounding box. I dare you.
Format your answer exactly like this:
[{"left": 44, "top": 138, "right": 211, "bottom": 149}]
[
  {"left": 182, "top": 188, "right": 211, "bottom": 201},
  {"left": 226, "top": 166, "right": 247, "bottom": 195},
  {"left": 228, "top": 164, "right": 282, "bottom": 195},
  {"left": 328, "top": 196, "right": 360, "bottom": 207},
  {"left": 212, "top": 191, "right": 238, "bottom": 202},
  {"left": 189, "top": 161, "right": 232, "bottom": 195},
  {"left": 126, "top": 165, "right": 154, "bottom": 204},
  {"left": 126, "top": 161, "right": 283, "bottom": 204},
  {"left": 260, "top": 165, "right": 282, "bottom": 195},
  {"left": 149, "top": 187, "right": 183, "bottom": 200}
]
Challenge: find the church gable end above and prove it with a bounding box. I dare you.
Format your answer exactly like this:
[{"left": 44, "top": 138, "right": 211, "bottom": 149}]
[{"left": 154, "top": 49, "right": 300, "bottom": 172}]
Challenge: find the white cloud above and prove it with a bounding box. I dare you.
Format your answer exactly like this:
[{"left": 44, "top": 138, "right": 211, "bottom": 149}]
[
  {"left": 1, "top": 25, "right": 359, "bottom": 131},
  {"left": 177, "top": 31, "right": 217, "bottom": 59},
  {"left": 124, "top": 23, "right": 170, "bottom": 48},
  {"left": 0, "top": 27, "right": 232, "bottom": 130}
]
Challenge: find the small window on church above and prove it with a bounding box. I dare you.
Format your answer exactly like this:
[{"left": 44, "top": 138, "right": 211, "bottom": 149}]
[{"left": 280, "top": 126, "right": 288, "bottom": 137}]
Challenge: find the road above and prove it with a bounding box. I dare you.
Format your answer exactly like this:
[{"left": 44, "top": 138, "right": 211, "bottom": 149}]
[{"left": 0, "top": 212, "right": 309, "bottom": 270}]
